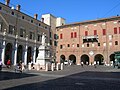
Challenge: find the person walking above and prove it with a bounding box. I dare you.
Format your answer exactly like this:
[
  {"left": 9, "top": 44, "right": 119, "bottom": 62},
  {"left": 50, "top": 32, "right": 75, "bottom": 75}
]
[
  {"left": 94, "top": 61, "right": 97, "bottom": 68},
  {"left": 7, "top": 59, "right": 11, "bottom": 68},
  {"left": 81, "top": 62, "right": 84, "bottom": 67}
]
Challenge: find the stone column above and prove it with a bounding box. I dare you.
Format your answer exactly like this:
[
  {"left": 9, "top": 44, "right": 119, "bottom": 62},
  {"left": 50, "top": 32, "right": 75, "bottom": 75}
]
[
  {"left": 33, "top": 46, "right": 36, "bottom": 64},
  {"left": 24, "top": 43, "right": 28, "bottom": 65},
  {"left": 1, "top": 39, "right": 6, "bottom": 65},
  {"left": 13, "top": 40, "right": 18, "bottom": 65}
]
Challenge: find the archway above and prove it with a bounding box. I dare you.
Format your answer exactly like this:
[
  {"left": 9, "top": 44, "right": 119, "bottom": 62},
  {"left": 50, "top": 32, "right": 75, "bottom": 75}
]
[
  {"left": 27, "top": 47, "right": 32, "bottom": 64},
  {"left": 60, "top": 55, "right": 65, "bottom": 63},
  {"left": 81, "top": 54, "right": 89, "bottom": 65},
  {"left": 94, "top": 54, "right": 104, "bottom": 65},
  {"left": 109, "top": 53, "right": 115, "bottom": 63},
  {"left": 69, "top": 54, "right": 76, "bottom": 64},
  {"left": 5, "top": 43, "right": 13, "bottom": 65},
  {"left": 17, "top": 45, "right": 23, "bottom": 63}
]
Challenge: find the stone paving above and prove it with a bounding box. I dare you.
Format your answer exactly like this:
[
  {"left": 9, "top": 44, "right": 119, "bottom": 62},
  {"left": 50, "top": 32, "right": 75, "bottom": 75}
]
[{"left": 0, "top": 65, "right": 120, "bottom": 90}]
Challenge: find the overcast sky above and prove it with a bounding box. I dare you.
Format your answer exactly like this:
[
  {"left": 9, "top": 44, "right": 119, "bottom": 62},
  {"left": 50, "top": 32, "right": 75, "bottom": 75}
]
[{"left": 0, "top": 0, "right": 120, "bottom": 23}]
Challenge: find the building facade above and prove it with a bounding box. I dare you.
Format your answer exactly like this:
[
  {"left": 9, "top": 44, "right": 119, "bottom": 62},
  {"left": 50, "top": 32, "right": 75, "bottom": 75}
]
[
  {"left": 56, "top": 16, "right": 120, "bottom": 66},
  {"left": 0, "top": 0, "right": 51, "bottom": 66},
  {"left": 41, "top": 14, "right": 65, "bottom": 62}
]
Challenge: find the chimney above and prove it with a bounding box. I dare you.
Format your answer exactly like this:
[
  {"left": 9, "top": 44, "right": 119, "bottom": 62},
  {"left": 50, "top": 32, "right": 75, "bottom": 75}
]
[
  {"left": 16, "top": 5, "right": 21, "bottom": 11},
  {"left": 41, "top": 18, "right": 44, "bottom": 22},
  {"left": 5, "top": 0, "right": 10, "bottom": 6},
  {"left": 34, "top": 14, "right": 38, "bottom": 20}
]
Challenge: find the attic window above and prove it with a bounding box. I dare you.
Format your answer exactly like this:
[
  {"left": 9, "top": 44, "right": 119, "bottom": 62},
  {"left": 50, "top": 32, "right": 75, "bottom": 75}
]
[
  {"left": 11, "top": 11, "right": 14, "bottom": 15},
  {"left": 31, "top": 20, "right": 33, "bottom": 23},
  {"left": 22, "top": 16, "right": 24, "bottom": 19}
]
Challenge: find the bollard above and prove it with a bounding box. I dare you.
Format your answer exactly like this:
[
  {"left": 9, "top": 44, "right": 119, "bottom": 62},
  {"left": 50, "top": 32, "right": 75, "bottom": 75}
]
[
  {"left": 28, "top": 63, "right": 31, "bottom": 70},
  {"left": 61, "top": 63, "right": 64, "bottom": 70},
  {"left": 37, "top": 64, "right": 40, "bottom": 71},
  {"left": 51, "top": 63, "right": 54, "bottom": 71},
  {"left": 45, "top": 63, "right": 48, "bottom": 71},
  {"left": 56, "top": 63, "right": 59, "bottom": 71}
]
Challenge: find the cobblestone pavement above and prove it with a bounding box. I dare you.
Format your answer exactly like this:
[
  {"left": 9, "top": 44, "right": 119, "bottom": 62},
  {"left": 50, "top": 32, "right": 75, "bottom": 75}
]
[{"left": 0, "top": 65, "right": 120, "bottom": 90}]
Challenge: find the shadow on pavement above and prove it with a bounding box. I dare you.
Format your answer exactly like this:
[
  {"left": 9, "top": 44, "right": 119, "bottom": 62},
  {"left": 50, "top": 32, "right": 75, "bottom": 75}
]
[
  {"left": 3, "top": 71, "right": 120, "bottom": 90},
  {"left": 0, "top": 71, "right": 37, "bottom": 81}
]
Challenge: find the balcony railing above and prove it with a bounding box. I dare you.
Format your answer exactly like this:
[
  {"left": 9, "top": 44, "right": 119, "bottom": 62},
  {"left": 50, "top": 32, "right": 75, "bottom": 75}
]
[{"left": 82, "top": 35, "right": 98, "bottom": 43}]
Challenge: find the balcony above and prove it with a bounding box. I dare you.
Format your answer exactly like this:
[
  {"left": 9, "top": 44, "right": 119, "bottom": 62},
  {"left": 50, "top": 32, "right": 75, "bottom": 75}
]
[{"left": 82, "top": 35, "right": 98, "bottom": 43}]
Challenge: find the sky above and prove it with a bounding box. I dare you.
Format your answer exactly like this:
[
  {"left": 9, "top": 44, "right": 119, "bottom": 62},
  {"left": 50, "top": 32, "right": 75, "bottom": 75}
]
[{"left": 0, "top": 0, "right": 120, "bottom": 24}]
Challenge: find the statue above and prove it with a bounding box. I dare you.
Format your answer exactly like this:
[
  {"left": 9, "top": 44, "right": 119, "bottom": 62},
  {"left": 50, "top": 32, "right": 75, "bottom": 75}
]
[{"left": 42, "top": 33, "right": 46, "bottom": 45}]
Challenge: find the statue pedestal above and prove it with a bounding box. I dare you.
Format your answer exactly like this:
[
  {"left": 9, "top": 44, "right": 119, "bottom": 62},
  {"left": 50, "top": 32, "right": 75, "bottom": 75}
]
[{"left": 36, "top": 45, "right": 51, "bottom": 70}]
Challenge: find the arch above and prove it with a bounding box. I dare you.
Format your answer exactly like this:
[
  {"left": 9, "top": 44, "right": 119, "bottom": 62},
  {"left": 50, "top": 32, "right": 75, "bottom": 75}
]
[
  {"left": 5, "top": 43, "right": 13, "bottom": 65},
  {"left": 94, "top": 54, "right": 104, "bottom": 65},
  {"left": 109, "top": 53, "right": 115, "bottom": 61},
  {"left": 60, "top": 55, "right": 66, "bottom": 63},
  {"left": 17, "top": 45, "right": 23, "bottom": 63},
  {"left": 81, "top": 54, "right": 89, "bottom": 65},
  {"left": 69, "top": 54, "right": 76, "bottom": 64},
  {"left": 109, "top": 53, "right": 115, "bottom": 64},
  {"left": 27, "top": 46, "right": 32, "bottom": 64}
]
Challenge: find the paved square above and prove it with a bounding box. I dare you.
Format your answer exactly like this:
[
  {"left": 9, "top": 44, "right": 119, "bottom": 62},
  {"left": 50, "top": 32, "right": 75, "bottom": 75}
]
[{"left": 0, "top": 65, "right": 120, "bottom": 90}]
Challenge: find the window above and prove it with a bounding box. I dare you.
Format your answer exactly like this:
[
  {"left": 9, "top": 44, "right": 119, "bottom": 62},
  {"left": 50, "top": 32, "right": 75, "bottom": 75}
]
[
  {"left": 74, "top": 32, "right": 77, "bottom": 38},
  {"left": 20, "top": 28, "right": 26, "bottom": 37},
  {"left": 115, "top": 41, "right": 118, "bottom": 45},
  {"left": 50, "top": 32, "right": 52, "bottom": 38},
  {"left": 45, "top": 26, "right": 47, "bottom": 29},
  {"left": 98, "top": 43, "right": 100, "bottom": 46},
  {"left": 85, "top": 31, "right": 88, "bottom": 36},
  {"left": 9, "top": 25, "right": 15, "bottom": 35},
  {"left": 103, "top": 29, "right": 106, "bottom": 35},
  {"left": 114, "top": 27, "right": 117, "bottom": 34},
  {"left": 0, "top": 6, "right": 2, "bottom": 10},
  {"left": 60, "top": 34, "right": 63, "bottom": 39},
  {"left": 94, "top": 30, "right": 97, "bottom": 35},
  {"left": 54, "top": 41, "right": 57, "bottom": 46},
  {"left": 77, "top": 44, "right": 79, "bottom": 47},
  {"left": 54, "top": 34, "right": 57, "bottom": 39},
  {"left": 31, "top": 20, "right": 33, "bottom": 23},
  {"left": 60, "top": 45, "right": 63, "bottom": 49},
  {"left": 37, "top": 34, "right": 42, "bottom": 41},
  {"left": 68, "top": 44, "right": 70, "bottom": 47},
  {"left": 71, "top": 32, "right": 73, "bottom": 38},
  {"left": 11, "top": 11, "right": 14, "bottom": 15},
  {"left": 39, "top": 23, "right": 41, "bottom": 26},
  {"left": 29, "top": 32, "right": 35, "bottom": 40},
  {"left": 87, "top": 43, "right": 89, "bottom": 47},
  {"left": 22, "top": 16, "right": 24, "bottom": 19},
  {"left": 50, "top": 40, "right": 52, "bottom": 45},
  {"left": 119, "top": 27, "right": 120, "bottom": 34}
]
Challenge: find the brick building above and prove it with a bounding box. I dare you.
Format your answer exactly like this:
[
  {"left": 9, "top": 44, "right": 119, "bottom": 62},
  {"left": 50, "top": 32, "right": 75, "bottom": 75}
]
[{"left": 56, "top": 16, "right": 120, "bottom": 66}]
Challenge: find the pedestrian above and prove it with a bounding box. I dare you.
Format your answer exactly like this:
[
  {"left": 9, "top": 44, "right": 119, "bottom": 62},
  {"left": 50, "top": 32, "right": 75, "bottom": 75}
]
[
  {"left": 94, "top": 61, "right": 97, "bottom": 68},
  {"left": 81, "top": 62, "right": 84, "bottom": 67},
  {"left": 86, "top": 62, "right": 88, "bottom": 66},
  {"left": 0, "top": 59, "right": 2, "bottom": 71},
  {"left": 7, "top": 59, "right": 11, "bottom": 68},
  {"left": 31, "top": 61, "right": 34, "bottom": 69},
  {"left": 18, "top": 61, "right": 22, "bottom": 73}
]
